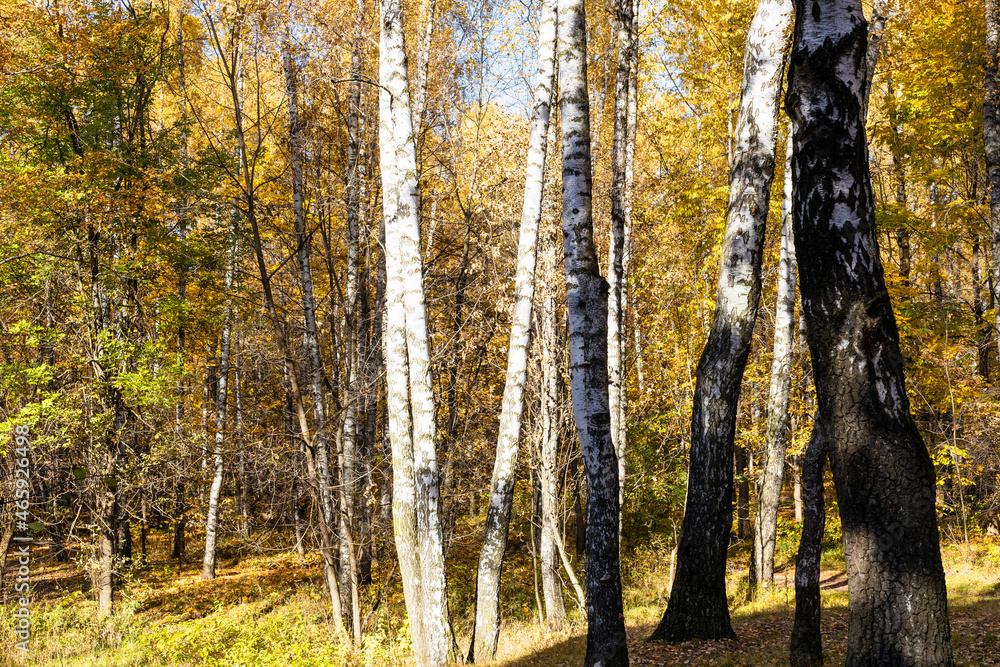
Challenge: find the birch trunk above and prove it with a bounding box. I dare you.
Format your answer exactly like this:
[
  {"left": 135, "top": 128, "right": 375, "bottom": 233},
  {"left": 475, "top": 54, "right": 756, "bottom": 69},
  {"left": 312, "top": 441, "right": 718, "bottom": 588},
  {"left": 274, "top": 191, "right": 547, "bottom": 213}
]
[
  {"left": 652, "top": 0, "right": 793, "bottom": 641},
  {"left": 202, "top": 223, "right": 235, "bottom": 581},
  {"left": 336, "top": 25, "right": 360, "bottom": 629},
  {"left": 987, "top": 0, "right": 1000, "bottom": 367},
  {"left": 750, "top": 133, "right": 796, "bottom": 596},
  {"left": 557, "top": 0, "right": 628, "bottom": 663},
  {"left": 608, "top": 0, "right": 635, "bottom": 531},
  {"left": 540, "top": 238, "right": 567, "bottom": 629},
  {"left": 789, "top": 420, "right": 826, "bottom": 667},
  {"left": 469, "top": 0, "right": 557, "bottom": 659},
  {"left": 379, "top": 0, "right": 452, "bottom": 663},
  {"left": 787, "top": 1, "right": 953, "bottom": 662},
  {"left": 234, "top": 323, "right": 248, "bottom": 538}
]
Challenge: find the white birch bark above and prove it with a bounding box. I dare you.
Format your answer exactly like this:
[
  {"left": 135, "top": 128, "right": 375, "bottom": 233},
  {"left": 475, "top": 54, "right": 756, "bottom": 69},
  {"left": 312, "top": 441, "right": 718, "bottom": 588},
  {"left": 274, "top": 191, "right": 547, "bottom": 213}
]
[
  {"left": 652, "top": 0, "right": 793, "bottom": 641},
  {"left": 750, "top": 133, "right": 795, "bottom": 596},
  {"left": 379, "top": 0, "right": 451, "bottom": 663},
  {"left": 624, "top": 3, "right": 641, "bottom": 398},
  {"left": 412, "top": 0, "right": 437, "bottom": 135},
  {"left": 539, "top": 238, "right": 567, "bottom": 628},
  {"left": 202, "top": 220, "right": 235, "bottom": 581},
  {"left": 557, "top": 0, "right": 628, "bottom": 663},
  {"left": 608, "top": 0, "right": 635, "bottom": 529},
  {"left": 469, "top": 0, "right": 557, "bottom": 659}
]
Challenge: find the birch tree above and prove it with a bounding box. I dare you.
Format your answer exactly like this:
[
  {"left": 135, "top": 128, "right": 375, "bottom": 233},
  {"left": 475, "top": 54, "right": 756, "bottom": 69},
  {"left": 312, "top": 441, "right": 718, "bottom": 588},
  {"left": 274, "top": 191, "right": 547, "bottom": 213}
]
[
  {"left": 652, "top": 0, "right": 793, "bottom": 641},
  {"left": 557, "top": 0, "right": 627, "bottom": 662},
  {"left": 538, "top": 233, "right": 567, "bottom": 629},
  {"left": 786, "top": 0, "right": 953, "bottom": 662},
  {"left": 749, "top": 134, "right": 795, "bottom": 597},
  {"left": 379, "top": 0, "right": 451, "bottom": 663},
  {"left": 201, "top": 218, "right": 236, "bottom": 581},
  {"left": 987, "top": 0, "right": 1000, "bottom": 363},
  {"left": 789, "top": 420, "right": 826, "bottom": 667},
  {"left": 469, "top": 0, "right": 557, "bottom": 659},
  {"left": 608, "top": 0, "right": 635, "bottom": 530}
]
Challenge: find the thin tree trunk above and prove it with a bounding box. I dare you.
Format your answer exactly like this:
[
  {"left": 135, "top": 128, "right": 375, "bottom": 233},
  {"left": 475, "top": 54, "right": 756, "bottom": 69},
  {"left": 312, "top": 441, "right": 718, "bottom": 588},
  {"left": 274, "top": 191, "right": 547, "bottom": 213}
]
[
  {"left": 234, "top": 325, "right": 248, "bottom": 538},
  {"left": 987, "top": 0, "right": 1000, "bottom": 368},
  {"left": 202, "top": 221, "right": 235, "bottom": 581},
  {"left": 608, "top": 0, "right": 635, "bottom": 535},
  {"left": 540, "top": 240, "right": 567, "bottom": 628},
  {"left": 652, "top": 0, "right": 792, "bottom": 641},
  {"left": 557, "top": 0, "right": 628, "bottom": 662},
  {"left": 789, "top": 420, "right": 826, "bottom": 667},
  {"left": 750, "top": 134, "right": 796, "bottom": 597},
  {"left": 469, "top": 0, "right": 557, "bottom": 659},
  {"left": 787, "top": 1, "right": 954, "bottom": 662},
  {"left": 379, "top": 0, "right": 452, "bottom": 663}
]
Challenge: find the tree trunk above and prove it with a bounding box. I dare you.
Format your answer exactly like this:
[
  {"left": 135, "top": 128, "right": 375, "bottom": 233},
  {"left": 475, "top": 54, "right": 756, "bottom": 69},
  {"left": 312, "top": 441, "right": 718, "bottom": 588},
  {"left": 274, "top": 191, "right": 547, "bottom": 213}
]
[
  {"left": 789, "top": 420, "right": 826, "bottom": 667},
  {"left": 750, "top": 134, "right": 796, "bottom": 597},
  {"left": 556, "top": 0, "right": 628, "bottom": 663},
  {"left": 379, "top": 0, "right": 452, "bottom": 663},
  {"left": 786, "top": 2, "right": 954, "bottom": 663},
  {"left": 987, "top": 0, "right": 1000, "bottom": 369},
  {"left": 202, "top": 222, "right": 235, "bottom": 581},
  {"left": 973, "top": 238, "right": 991, "bottom": 379},
  {"left": 652, "top": 0, "right": 792, "bottom": 642},
  {"left": 608, "top": 0, "right": 635, "bottom": 535},
  {"left": 469, "top": 0, "right": 557, "bottom": 659},
  {"left": 540, "top": 239, "right": 567, "bottom": 629}
]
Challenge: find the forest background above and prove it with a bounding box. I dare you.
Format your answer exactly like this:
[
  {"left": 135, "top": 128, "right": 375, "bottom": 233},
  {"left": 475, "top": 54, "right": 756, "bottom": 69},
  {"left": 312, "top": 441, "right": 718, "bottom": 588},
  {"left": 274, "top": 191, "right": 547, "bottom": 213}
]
[{"left": 0, "top": 0, "right": 999, "bottom": 664}]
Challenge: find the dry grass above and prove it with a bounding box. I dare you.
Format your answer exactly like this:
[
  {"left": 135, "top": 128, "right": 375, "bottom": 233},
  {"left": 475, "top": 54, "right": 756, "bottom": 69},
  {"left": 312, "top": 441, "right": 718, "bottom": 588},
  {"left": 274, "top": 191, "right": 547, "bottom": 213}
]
[{"left": 2, "top": 528, "right": 999, "bottom": 666}]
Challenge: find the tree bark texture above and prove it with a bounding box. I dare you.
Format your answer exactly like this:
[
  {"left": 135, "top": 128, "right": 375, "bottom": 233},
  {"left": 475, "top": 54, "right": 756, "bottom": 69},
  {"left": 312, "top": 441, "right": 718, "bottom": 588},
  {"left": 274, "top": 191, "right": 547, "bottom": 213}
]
[
  {"left": 750, "top": 133, "right": 796, "bottom": 596},
  {"left": 652, "top": 0, "right": 792, "bottom": 641},
  {"left": 786, "top": 1, "right": 954, "bottom": 663},
  {"left": 469, "top": 0, "right": 557, "bottom": 659},
  {"left": 790, "top": 420, "right": 826, "bottom": 667},
  {"left": 379, "top": 0, "right": 452, "bottom": 663},
  {"left": 557, "top": 0, "right": 628, "bottom": 663}
]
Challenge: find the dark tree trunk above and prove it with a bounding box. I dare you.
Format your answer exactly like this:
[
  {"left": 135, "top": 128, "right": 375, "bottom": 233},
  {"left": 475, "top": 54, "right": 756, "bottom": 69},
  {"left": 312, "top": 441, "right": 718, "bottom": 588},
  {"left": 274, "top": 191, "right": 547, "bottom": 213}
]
[
  {"left": 786, "top": 1, "right": 954, "bottom": 663},
  {"left": 735, "top": 444, "right": 750, "bottom": 540},
  {"left": 790, "top": 420, "right": 826, "bottom": 667}
]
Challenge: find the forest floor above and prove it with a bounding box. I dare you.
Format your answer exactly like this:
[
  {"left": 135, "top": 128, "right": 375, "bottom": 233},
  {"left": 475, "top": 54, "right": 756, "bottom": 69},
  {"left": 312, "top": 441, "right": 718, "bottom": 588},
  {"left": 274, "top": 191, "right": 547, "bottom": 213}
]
[{"left": 1, "top": 525, "right": 999, "bottom": 666}]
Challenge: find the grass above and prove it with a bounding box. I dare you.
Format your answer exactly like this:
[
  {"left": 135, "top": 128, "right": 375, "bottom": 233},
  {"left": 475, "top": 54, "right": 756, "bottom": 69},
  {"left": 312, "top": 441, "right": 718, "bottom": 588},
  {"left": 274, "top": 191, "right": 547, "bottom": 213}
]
[{"left": 1, "top": 517, "right": 999, "bottom": 666}]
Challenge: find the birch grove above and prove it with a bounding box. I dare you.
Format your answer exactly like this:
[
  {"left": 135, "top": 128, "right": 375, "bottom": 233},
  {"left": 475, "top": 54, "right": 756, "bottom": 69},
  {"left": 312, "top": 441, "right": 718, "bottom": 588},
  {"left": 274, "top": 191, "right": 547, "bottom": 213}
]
[{"left": 1, "top": 0, "right": 995, "bottom": 663}]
